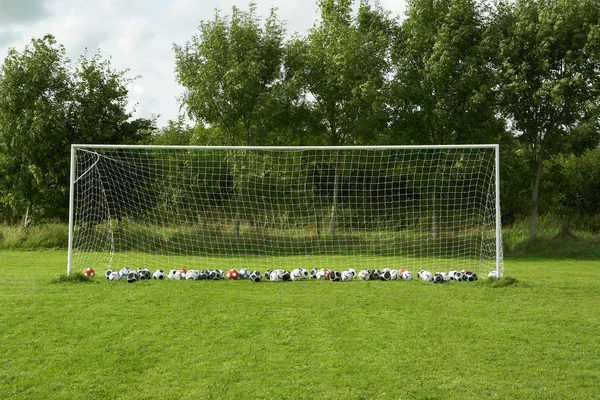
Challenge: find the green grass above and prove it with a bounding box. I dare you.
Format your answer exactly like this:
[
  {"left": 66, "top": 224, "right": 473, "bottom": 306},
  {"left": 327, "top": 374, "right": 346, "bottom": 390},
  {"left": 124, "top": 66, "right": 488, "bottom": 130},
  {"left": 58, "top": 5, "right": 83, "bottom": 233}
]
[{"left": 1, "top": 251, "right": 599, "bottom": 399}]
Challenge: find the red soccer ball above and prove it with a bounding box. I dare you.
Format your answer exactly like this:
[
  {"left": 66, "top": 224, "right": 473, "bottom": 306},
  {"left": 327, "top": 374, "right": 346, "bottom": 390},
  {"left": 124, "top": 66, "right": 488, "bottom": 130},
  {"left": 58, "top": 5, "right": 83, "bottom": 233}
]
[
  {"left": 227, "top": 269, "right": 239, "bottom": 280},
  {"left": 83, "top": 268, "right": 95, "bottom": 278}
]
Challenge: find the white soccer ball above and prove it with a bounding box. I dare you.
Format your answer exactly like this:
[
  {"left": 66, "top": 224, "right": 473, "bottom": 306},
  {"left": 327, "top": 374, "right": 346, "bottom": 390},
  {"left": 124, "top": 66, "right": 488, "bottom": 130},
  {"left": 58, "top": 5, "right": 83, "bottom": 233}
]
[
  {"left": 239, "top": 268, "right": 250, "bottom": 279},
  {"left": 421, "top": 271, "right": 433, "bottom": 282},
  {"left": 270, "top": 270, "right": 284, "bottom": 282},
  {"left": 440, "top": 272, "right": 450, "bottom": 282},
  {"left": 347, "top": 268, "right": 357, "bottom": 278},
  {"left": 186, "top": 270, "right": 200, "bottom": 280},
  {"left": 310, "top": 268, "right": 318, "bottom": 279},
  {"left": 168, "top": 269, "right": 181, "bottom": 280},
  {"left": 105, "top": 270, "right": 114, "bottom": 280},
  {"left": 389, "top": 270, "right": 400, "bottom": 281},
  {"left": 341, "top": 271, "right": 353, "bottom": 281},
  {"left": 359, "top": 269, "right": 370, "bottom": 280},
  {"left": 153, "top": 269, "right": 165, "bottom": 280},
  {"left": 316, "top": 269, "right": 328, "bottom": 280},
  {"left": 402, "top": 271, "right": 413, "bottom": 281},
  {"left": 290, "top": 269, "right": 303, "bottom": 281},
  {"left": 119, "top": 268, "right": 131, "bottom": 277},
  {"left": 488, "top": 271, "right": 499, "bottom": 279},
  {"left": 108, "top": 271, "right": 121, "bottom": 281}
]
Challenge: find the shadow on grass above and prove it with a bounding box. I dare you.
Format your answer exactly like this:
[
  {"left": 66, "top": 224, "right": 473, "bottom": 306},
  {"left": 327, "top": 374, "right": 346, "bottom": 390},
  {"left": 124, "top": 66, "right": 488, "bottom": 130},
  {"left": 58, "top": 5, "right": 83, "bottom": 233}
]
[
  {"left": 476, "top": 276, "right": 530, "bottom": 288},
  {"left": 51, "top": 272, "right": 98, "bottom": 284}
]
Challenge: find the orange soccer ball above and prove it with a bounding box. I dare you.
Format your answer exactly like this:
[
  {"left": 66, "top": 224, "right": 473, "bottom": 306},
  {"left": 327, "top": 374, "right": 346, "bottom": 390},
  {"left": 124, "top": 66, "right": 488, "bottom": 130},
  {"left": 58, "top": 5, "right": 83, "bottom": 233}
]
[
  {"left": 227, "top": 269, "right": 239, "bottom": 280},
  {"left": 83, "top": 268, "right": 95, "bottom": 278}
]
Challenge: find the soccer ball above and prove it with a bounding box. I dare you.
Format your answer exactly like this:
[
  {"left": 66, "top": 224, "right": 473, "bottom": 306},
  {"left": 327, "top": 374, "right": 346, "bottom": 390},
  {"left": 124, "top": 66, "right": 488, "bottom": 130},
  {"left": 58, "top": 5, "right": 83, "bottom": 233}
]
[
  {"left": 310, "top": 268, "right": 318, "bottom": 279},
  {"left": 358, "top": 269, "right": 370, "bottom": 280},
  {"left": 153, "top": 270, "right": 165, "bottom": 280},
  {"left": 227, "top": 269, "right": 239, "bottom": 280},
  {"left": 177, "top": 268, "right": 187, "bottom": 275},
  {"left": 198, "top": 271, "right": 207, "bottom": 280},
  {"left": 208, "top": 270, "right": 219, "bottom": 280},
  {"left": 186, "top": 270, "right": 200, "bottom": 280},
  {"left": 299, "top": 268, "right": 310, "bottom": 279},
  {"left": 105, "top": 270, "right": 114, "bottom": 279},
  {"left": 282, "top": 271, "right": 291, "bottom": 281},
  {"left": 432, "top": 273, "right": 444, "bottom": 283},
  {"left": 250, "top": 271, "right": 262, "bottom": 282},
  {"left": 290, "top": 269, "right": 303, "bottom": 281},
  {"left": 329, "top": 271, "right": 342, "bottom": 282},
  {"left": 239, "top": 268, "right": 250, "bottom": 279},
  {"left": 138, "top": 269, "right": 152, "bottom": 280},
  {"left": 270, "top": 270, "right": 284, "bottom": 282},
  {"left": 264, "top": 270, "right": 273, "bottom": 280},
  {"left": 83, "top": 268, "right": 95, "bottom": 278},
  {"left": 488, "top": 271, "right": 499, "bottom": 279},
  {"left": 168, "top": 270, "right": 181, "bottom": 280},
  {"left": 108, "top": 271, "right": 121, "bottom": 281},
  {"left": 465, "top": 271, "right": 478, "bottom": 281},
  {"left": 379, "top": 270, "right": 391, "bottom": 281},
  {"left": 347, "top": 268, "right": 357, "bottom": 278},
  {"left": 370, "top": 269, "right": 381, "bottom": 280},
  {"left": 315, "top": 269, "right": 328, "bottom": 280},
  {"left": 119, "top": 268, "right": 131, "bottom": 277},
  {"left": 341, "top": 271, "right": 353, "bottom": 281},
  {"left": 402, "top": 271, "right": 413, "bottom": 281},
  {"left": 421, "top": 271, "right": 433, "bottom": 282},
  {"left": 389, "top": 270, "right": 400, "bottom": 281},
  {"left": 417, "top": 269, "right": 424, "bottom": 279},
  {"left": 126, "top": 271, "right": 139, "bottom": 283}
]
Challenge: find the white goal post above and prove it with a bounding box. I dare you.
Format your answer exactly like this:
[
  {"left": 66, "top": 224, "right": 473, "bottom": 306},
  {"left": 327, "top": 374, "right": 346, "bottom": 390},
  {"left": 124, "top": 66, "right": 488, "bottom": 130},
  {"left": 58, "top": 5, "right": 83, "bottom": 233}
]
[{"left": 67, "top": 145, "right": 503, "bottom": 277}]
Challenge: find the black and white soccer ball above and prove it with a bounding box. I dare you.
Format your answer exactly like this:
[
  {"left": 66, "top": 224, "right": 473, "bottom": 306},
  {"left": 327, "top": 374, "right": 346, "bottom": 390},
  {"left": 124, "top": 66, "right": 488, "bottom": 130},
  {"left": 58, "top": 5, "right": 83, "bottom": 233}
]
[
  {"left": 168, "top": 270, "right": 180, "bottom": 280},
  {"left": 417, "top": 269, "right": 424, "bottom": 279},
  {"left": 465, "top": 271, "right": 478, "bottom": 282},
  {"left": 126, "top": 271, "right": 139, "bottom": 283},
  {"left": 347, "top": 268, "right": 357, "bottom": 278},
  {"left": 329, "top": 271, "right": 342, "bottom": 282},
  {"left": 432, "top": 273, "right": 444, "bottom": 283},
  {"left": 239, "top": 268, "right": 250, "bottom": 279},
  {"left": 379, "top": 270, "right": 391, "bottom": 281},
  {"left": 264, "top": 270, "right": 273, "bottom": 280},
  {"left": 250, "top": 271, "right": 262, "bottom": 282},
  {"left": 310, "top": 268, "right": 318, "bottom": 279},
  {"left": 359, "top": 269, "right": 370, "bottom": 280},
  {"left": 105, "top": 270, "right": 114, "bottom": 280},
  {"left": 153, "top": 269, "right": 165, "bottom": 280},
  {"left": 120, "top": 268, "right": 131, "bottom": 277},
  {"left": 138, "top": 269, "right": 152, "bottom": 280},
  {"left": 299, "top": 268, "right": 309, "bottom": 279},
  {"left": 341, "top": 271, "right": 353, "bottom": 281},
  {"left": 282, "top": 271, "right": 291, "bottom": 281},
  {"left": 402, "top": 271, "right": 413, "bottom": 281},
  {"left": 198, "top": 271, "right": 207, "bottom": 280}
]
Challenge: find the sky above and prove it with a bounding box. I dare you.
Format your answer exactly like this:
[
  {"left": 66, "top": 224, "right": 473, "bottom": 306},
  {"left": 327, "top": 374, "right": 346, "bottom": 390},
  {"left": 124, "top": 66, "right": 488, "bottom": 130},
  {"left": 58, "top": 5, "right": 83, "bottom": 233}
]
[{"left": 0, "top": 0, "right": 406, "bottom": 127}]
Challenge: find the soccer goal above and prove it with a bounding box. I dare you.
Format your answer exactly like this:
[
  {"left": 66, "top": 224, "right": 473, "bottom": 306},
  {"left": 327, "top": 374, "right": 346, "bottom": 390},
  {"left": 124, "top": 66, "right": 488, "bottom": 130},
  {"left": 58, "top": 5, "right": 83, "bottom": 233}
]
[{"left": 67, "top": 145, "right": 503, "bottom": 277}]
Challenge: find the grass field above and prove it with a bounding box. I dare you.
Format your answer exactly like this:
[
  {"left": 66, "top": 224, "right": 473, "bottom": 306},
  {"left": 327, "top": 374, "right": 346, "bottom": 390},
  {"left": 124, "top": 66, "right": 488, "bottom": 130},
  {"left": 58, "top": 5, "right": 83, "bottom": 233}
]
[{"left": 1, "top": 251, "right": 599, "bottom": 399}]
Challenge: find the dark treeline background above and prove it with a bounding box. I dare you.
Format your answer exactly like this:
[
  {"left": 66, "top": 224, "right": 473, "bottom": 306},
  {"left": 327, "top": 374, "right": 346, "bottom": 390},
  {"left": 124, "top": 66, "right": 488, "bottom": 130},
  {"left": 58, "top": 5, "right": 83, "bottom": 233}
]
[{"left": 1, "top": 0, "right": 599, "bottom": 240}]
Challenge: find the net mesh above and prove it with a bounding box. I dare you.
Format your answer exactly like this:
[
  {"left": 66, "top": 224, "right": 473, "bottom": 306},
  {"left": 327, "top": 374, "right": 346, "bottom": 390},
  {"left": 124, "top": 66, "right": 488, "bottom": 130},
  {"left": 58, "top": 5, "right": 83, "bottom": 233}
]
[{"left": 71, "top": 146, "right": 502, "bottom": 275}]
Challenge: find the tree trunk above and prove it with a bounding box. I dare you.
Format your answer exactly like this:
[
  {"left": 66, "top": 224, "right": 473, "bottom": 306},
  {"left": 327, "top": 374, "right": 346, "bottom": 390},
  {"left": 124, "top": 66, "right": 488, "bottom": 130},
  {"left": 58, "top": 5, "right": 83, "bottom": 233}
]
[{"left": 529, "top": 147, "right": 544, "bottom": 240}]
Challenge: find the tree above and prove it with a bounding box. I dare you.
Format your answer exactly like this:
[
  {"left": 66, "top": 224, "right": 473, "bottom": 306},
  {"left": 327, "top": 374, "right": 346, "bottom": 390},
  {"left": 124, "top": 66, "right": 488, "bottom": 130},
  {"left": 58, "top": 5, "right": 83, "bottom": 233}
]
[
  {"left": 494, "top": 0, "right": 600, "bottom": 239},
  {"left": 174, "top": 3, "right": 286, "bottom": 146},
  {"left": 0, "top": 35, "right": 149, "bottom": 224},
  {"left": 390, "top": 0, "right": 504, "bottom": 145},
  {"left": 0, "top": 35, "right": 71, "bottom": 225},
  {"left": 291, "top": 0, "right": 392, "bottom": 146}
]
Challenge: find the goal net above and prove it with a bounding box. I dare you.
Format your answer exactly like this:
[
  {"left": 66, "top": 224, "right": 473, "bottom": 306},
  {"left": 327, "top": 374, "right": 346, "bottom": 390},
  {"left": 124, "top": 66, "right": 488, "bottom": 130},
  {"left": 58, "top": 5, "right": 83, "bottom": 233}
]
[{"left": 68, "top": 145, "right": 502, "bottom": 276}]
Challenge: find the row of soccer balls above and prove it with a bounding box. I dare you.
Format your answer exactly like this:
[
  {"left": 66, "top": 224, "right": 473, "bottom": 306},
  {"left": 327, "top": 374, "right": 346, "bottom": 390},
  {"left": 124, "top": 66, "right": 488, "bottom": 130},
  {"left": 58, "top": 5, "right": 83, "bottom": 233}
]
[{"left": 84, "top": 267, "right": 499, "bottom": 283}]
